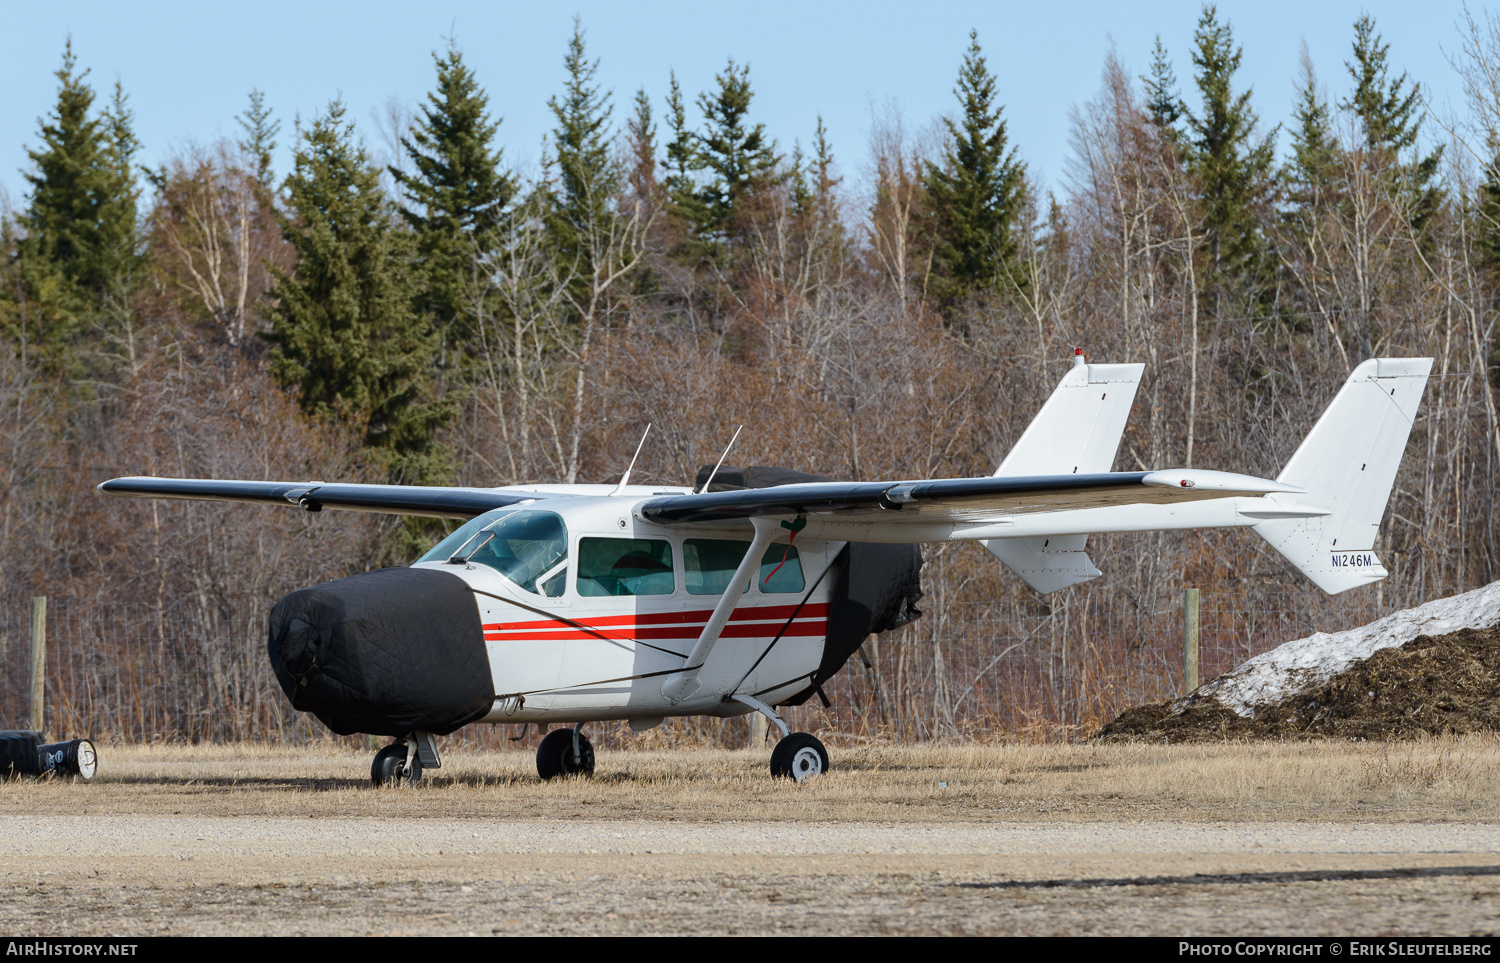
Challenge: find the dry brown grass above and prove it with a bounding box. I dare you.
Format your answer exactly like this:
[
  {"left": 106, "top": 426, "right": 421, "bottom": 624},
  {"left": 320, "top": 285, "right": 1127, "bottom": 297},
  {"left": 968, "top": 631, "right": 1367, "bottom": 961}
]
[{"left": 4, "top": 735, "right": 1497, "bottom": 823}]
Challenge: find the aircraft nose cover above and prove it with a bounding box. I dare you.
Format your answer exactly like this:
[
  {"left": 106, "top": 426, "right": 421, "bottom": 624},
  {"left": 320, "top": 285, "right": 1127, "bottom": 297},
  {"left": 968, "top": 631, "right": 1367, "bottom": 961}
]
[{"left": 267, "top": 568, "right": 494, "bottom": 736}]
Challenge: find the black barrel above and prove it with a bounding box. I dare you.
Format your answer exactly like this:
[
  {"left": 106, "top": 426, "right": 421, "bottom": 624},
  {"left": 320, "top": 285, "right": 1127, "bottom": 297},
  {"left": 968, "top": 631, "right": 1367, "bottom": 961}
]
[
  {"left": 0, "top": 731, "right": 98, "bottom": 781},
  {"left": 37, "top": 739, "right": 98, "bottom": 781}
]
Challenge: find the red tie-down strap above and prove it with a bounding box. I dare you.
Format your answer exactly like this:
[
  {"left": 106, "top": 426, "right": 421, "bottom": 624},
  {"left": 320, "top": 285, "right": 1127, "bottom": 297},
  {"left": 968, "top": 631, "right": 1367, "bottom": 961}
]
[{"left": 764, "top": 516, "right": 808, "bottom": 586}]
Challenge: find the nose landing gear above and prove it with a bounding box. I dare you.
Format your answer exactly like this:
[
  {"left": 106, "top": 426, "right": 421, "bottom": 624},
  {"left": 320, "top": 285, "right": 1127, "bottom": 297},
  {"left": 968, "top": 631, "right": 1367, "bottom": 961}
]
[
  {"left": 371, "top": 741, "right": 422, "bottom": 786},
  {"left": 370, "top": 732, "right": 440, "bottom": 787}
]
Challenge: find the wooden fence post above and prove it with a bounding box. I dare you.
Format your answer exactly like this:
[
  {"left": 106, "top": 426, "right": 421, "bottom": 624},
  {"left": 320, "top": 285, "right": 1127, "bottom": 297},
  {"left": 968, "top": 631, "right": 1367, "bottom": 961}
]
[
  {"left": 29, "top": 596, "right": 46, "bottom": 734},
  {"left": 747, "top": 711, "right": 767, "bottom": 748},
  {"left": 1183, "top": 587, "right": 1200, "bottom": 695}
]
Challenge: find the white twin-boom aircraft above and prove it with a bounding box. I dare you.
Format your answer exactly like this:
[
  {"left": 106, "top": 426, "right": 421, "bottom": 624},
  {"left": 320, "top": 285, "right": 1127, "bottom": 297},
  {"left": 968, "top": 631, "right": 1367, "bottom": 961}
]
[{"left": 99, "top": 353, "right": 1432, "bottom": 784}]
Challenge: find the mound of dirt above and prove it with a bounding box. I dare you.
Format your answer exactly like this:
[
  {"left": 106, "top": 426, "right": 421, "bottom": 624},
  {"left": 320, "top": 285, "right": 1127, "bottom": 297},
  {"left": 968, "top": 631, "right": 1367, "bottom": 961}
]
[{"left": 1095, "top": 626, "right": 1500, "bottom": 742}]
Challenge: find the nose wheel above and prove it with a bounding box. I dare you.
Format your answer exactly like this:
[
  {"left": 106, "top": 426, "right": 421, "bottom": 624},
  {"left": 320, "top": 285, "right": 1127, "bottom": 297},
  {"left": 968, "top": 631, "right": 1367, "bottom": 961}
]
[
  {"left": 371, "top": 741, "right": 423, "bottom": 786},
  {"left": 536, "top": 728, "right": 595, "bottom": 780},
  {"left": 770, "top": 732, "right": 829, "bottom": 781}
]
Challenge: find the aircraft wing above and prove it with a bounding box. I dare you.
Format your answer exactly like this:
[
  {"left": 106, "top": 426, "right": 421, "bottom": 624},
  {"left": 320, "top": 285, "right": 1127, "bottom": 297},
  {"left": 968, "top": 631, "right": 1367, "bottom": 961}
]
[
  {"left": 638, "top": 469, "right": 1300, "bottom": 528},
  {"left": 96, "top": 477, "right": 538, "bottom": 519}
]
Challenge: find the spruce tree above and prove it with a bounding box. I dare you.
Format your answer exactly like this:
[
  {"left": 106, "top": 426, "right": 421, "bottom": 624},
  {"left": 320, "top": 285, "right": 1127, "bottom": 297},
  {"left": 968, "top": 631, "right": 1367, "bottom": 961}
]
[
  {"left": 11, "top": 40, "right": 142, "bottom": 368},
  {"left": 1340, "top": 15, "right": 1443, "bottom": 236},
  {"left": 922, "top": 29, "right": 1027, "bottom": 307},
  {"left": 1143, "top": 36, "right": 1185, "bottom": 133},
  {"left": 788, "top": 141, "right": 812, "bottom": 222},
  {"left": 267, "top": 101, "right": 450, "bottom": 485},
  {"left": 624, "top": 88, "right": 658, "bottom": 210},
  {"left": 1286, "top": 54, "right": 1339, "bottom": 220},
  {"left": 812, "top": 118, "right": 840, "bottom": 221},
  {"left": 623, "top": 88, "right": 664, "bottom": 297},
  {"left": 98, "top": 81, "right": 143, "bottom": 285},
  {"left": 695, "top": 59, "right": 779, "bottom": 247},
  {"left": 1343, "top": 15, "right": 1424, "bottom": 155},
  {"left": 663, "top": 72, "right": 711, "bottom": 256},
  {"left": 237, "top": 88, "right": 281, "bottom": 192},
  {"left": 547, "top": 19, "right": 617, "bottom": 292},
  {"left": 1480, "top": 158, "right": 1500, "bottom": 388},
  {"left": 790, "top": 117, "right": 845, "bottom": 261},
  {"left": 1183, "top": 5, "right": 1276, "bottom": 297},
  {"left": 391, "top": 42, "right": 515, "bottom": 367}
]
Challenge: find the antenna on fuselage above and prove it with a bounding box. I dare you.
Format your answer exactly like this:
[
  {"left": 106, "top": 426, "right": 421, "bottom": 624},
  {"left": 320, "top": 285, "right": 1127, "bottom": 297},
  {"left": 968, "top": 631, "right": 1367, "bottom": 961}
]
[
  {"left": 610, "top": 423, "right": 653, "bottom": 496},
  {"left": 696, "top": 425, "right": 744, "bottom": 494}
]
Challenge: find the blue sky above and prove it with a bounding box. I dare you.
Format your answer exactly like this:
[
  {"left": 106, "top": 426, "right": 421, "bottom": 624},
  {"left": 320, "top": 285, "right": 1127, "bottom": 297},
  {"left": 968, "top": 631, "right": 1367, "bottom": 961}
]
[{"left": 0, "top": 1, "right": 1482, "bottom": 212}]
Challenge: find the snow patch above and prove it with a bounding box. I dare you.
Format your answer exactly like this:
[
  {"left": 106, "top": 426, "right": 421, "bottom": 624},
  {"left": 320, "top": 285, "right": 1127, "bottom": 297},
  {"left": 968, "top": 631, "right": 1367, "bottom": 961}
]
[{"left": 1180, "top": 582, "right": 1500, "bottom": 718}]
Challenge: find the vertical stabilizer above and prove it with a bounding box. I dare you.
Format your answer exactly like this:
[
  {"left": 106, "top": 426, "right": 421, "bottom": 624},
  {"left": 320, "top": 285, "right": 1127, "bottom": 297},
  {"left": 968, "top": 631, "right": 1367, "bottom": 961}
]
[
  {"left": 985, "top": 356, "right": 1144, "bottom": 593},
  {"left": 1253, "top": 358, "right": 1432, "bottom": 594},
  {"left": 993, "top": 356, "right": 1145, "bottom": 477}
]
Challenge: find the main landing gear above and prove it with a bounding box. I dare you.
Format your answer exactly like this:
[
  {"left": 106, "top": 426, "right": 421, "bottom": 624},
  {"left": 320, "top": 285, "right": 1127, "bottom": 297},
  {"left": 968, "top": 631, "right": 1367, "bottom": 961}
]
[
  {"left": 536, "top": 727, "right": 595, "bottom": 780},
  {"left": 732, "top": 693, "right": 831, "bottom": 781},
  {"left": 770, "top": 732, "right": 830, "bottom": 781}
]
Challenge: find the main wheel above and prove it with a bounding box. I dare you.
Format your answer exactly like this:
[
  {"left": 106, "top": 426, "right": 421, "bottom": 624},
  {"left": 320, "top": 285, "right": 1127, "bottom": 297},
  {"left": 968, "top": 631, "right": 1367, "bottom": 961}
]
[
  {"left": 371, "top": 742, "right": 422, "bottom": 786},
  {"left": 770, "top": 732, "right": 829, "bottom": 781},
  {"left": 536, "top": 728, "right": 595, "bottom": 780}
]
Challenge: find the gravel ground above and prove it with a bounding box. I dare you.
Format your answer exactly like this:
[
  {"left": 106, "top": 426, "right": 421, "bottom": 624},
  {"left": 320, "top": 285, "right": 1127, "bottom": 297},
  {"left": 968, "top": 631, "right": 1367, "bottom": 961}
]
[{"left": 4, "top": 816, "right": 1499, "bottom": 936}]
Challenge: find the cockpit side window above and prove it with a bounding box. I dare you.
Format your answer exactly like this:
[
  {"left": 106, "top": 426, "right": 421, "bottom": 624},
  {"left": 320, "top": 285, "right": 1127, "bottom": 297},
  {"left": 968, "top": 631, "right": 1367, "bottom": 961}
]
[
  {"left": 461, "top": 511, "right": 569, "bottom": 595},
  {"left": 577, "top": 538, "right": 675, "bottom": 597}
]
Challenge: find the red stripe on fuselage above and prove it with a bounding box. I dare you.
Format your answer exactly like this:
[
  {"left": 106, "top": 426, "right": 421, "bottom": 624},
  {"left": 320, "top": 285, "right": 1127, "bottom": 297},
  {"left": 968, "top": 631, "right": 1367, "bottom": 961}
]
[
  {"left": 481, "top": 603, "right": 827, "bottom": 632},
  {"left": 483, "top": 619, "right": 828, "bottom": 643}
]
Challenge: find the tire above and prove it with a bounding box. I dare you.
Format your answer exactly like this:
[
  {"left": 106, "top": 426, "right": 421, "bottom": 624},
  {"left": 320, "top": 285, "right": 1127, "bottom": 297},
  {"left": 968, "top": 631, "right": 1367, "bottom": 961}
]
[
  {"left": 536, "top": 728, "right": 595, "bottom": 780},
  {"left": 769, "top": 732, "right": 829, "bottom": 781},
  {"left": 371, "top": 742, "right": 422, "bottom": 786},
  {"left": 768, "top": 737, "right": 793, "bottom": 777}
]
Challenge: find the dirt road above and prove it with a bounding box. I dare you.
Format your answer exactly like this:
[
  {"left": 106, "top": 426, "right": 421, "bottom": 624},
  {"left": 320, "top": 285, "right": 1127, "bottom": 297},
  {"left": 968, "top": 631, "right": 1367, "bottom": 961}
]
[
  {"left": 4, "top": 816, "right": 1499, "bottom": 935},
  {"left": 3, "top": 743, "right": 1498, "bottom": 935}
]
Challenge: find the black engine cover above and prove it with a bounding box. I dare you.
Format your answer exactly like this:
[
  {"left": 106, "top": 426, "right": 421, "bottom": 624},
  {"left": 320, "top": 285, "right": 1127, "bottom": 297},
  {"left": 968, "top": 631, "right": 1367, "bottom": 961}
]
[{"left": 267, "top": 567, "right": 494, "bottom": 736}]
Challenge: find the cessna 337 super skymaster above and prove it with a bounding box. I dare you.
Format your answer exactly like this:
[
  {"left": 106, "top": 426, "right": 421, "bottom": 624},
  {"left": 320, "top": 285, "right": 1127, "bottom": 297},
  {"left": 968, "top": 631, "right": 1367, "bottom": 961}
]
[{"left": 98, "top": 353, "right": 1432, "bottom": 784}]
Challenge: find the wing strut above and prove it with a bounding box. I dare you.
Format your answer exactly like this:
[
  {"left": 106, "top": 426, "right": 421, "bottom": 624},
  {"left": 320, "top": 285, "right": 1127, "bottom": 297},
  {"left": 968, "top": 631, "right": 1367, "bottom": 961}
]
[{"left": 660, "top": 517, "right": 778, "bottom": 704}]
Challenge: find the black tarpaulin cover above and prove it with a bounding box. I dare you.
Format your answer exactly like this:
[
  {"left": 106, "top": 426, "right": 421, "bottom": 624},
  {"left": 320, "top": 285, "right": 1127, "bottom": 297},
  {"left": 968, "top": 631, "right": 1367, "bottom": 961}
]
[
  {"left": 267, "top": 567, "right": 494, "bottom": 736},
  {"left": 695, "top": 465, "right": 924, "bottom": 704},
  {"left": 0, "top": 731, "right": 40, "bottom": 776}
]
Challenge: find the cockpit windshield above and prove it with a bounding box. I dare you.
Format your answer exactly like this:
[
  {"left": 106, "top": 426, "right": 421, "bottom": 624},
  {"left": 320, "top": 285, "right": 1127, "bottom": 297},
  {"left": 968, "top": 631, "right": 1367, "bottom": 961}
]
[
  {"left": 417, "top": 508, "right": 515, "bottom": 564},
  {"left": 445, "top": 510, "right": 569, "bottom": 596}
]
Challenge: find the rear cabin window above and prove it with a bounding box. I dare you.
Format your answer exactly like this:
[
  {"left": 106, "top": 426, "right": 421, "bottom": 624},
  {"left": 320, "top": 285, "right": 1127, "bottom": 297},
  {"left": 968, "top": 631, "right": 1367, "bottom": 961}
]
[
  {"left": 684, "top": 539, "right": 805, "bottom": 595},
  {"left": 577, "top": 538, "right": 675, "bottom": 597}
]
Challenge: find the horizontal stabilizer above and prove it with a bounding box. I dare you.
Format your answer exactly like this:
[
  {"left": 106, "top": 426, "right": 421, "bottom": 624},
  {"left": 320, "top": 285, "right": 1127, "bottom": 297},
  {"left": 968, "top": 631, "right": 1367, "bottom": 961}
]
[{"left": 984, "top": 535, "right": 1101, "bottom": 594}]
